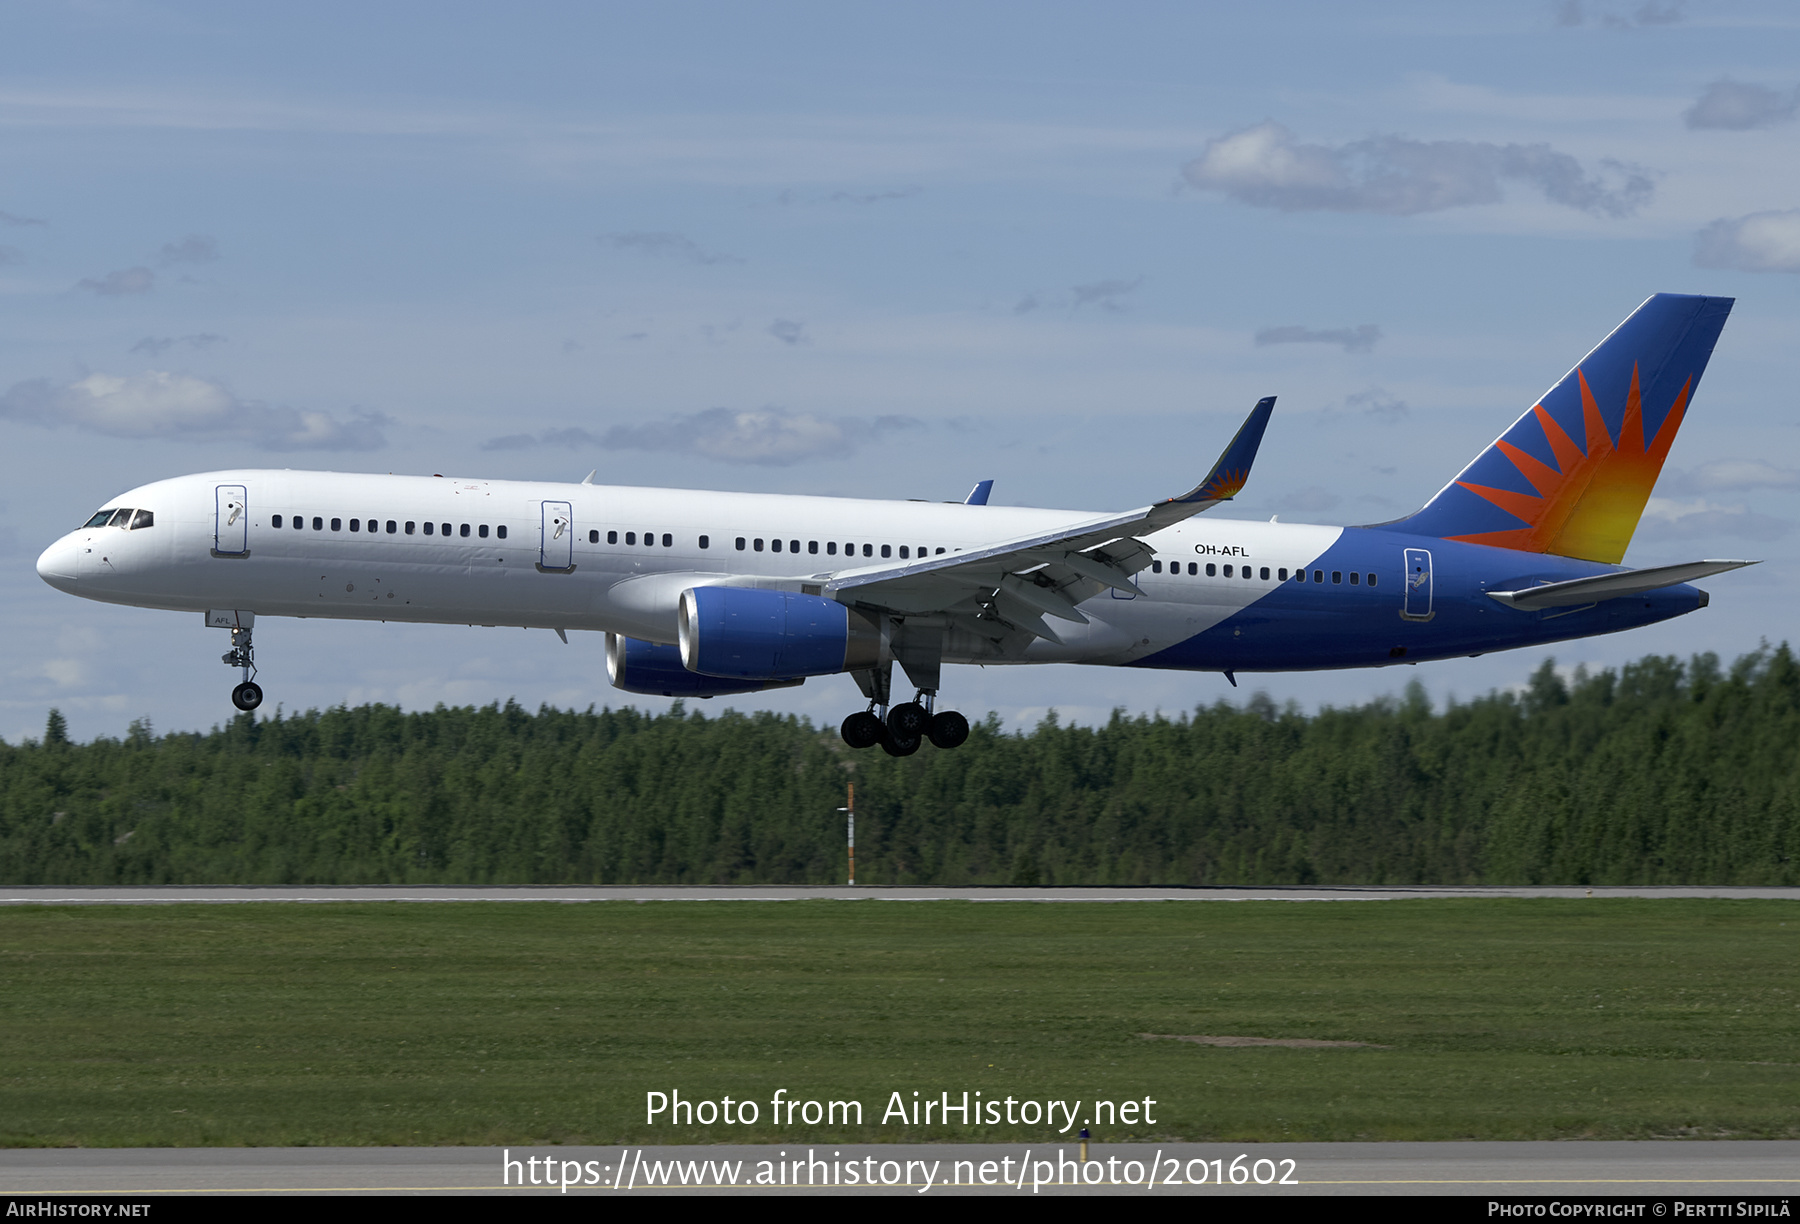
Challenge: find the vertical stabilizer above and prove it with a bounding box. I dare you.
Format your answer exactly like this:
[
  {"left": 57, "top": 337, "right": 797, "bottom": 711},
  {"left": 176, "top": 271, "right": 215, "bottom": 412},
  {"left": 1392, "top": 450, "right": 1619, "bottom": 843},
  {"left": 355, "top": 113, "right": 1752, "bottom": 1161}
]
[{"left": 1385, "top": 294, "right": 1733, "bottom": 564}]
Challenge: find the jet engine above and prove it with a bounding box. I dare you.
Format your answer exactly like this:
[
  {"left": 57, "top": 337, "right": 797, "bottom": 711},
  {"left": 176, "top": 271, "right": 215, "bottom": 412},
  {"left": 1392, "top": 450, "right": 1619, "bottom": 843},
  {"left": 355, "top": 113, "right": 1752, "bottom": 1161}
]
[
  {"left": 606, "top": 633, "right": 801, "bottom": 697},
  {"left": 678, "top": 586, "right": 881, "bottom": 680}
]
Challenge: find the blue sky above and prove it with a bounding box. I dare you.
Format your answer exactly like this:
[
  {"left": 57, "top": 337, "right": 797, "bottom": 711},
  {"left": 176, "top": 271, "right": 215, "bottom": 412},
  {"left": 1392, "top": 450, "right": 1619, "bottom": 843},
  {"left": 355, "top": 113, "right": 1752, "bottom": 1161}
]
[{"left": 3, "top": 0, "right": 1797, "bottom": 742}]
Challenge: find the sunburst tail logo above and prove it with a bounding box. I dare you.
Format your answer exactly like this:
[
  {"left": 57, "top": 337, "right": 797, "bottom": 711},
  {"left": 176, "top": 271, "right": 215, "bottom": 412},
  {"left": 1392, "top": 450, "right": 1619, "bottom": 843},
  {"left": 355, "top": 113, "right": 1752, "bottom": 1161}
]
[{"left": 1382, "top": 294, "right": 1733, "bottom": 565}]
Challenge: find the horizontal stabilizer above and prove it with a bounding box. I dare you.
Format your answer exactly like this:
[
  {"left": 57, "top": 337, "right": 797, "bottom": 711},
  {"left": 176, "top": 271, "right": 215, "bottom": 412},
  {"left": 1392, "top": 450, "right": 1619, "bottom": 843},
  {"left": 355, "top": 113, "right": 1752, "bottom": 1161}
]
[{"left": 1487, "top": 559, "right": 1757, "bottom": 610}]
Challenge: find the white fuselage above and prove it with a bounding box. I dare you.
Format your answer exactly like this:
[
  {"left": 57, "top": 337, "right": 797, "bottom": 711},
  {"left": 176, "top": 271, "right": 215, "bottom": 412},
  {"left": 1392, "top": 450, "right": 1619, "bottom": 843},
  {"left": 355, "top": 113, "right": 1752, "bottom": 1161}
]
[{"left": 37, "top": 469, "right": 1345, "bottom": 668}]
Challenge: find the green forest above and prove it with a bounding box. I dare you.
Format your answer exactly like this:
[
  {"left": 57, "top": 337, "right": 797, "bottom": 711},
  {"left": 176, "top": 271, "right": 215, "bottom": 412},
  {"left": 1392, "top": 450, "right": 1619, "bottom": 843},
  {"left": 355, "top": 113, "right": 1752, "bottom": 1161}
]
[{"left": 3, "top": 645, "right": 1797, "bottom": 886}]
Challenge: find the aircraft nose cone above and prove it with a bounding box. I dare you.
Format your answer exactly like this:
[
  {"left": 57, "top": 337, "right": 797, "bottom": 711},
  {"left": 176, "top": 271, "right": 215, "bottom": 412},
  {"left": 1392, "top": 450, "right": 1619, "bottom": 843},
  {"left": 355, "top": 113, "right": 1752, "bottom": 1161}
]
[{"left": 36, "top": 535, "right": 79, "bottom": 589}]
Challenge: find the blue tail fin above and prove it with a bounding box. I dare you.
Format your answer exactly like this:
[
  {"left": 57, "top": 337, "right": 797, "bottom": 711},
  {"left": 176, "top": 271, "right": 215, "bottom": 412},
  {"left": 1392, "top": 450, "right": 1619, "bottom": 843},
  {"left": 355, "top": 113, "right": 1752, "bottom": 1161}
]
[{"left": 1384, "top": 294, "right": 1732, "bottom": 564}]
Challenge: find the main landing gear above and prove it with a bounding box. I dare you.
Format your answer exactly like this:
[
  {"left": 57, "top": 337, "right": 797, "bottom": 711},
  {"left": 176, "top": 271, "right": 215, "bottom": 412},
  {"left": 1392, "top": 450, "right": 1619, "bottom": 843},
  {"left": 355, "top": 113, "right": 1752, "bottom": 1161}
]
[
  {"left": 840, "top": 691, "right": 971, "bottom": 756},
  {"left": 222, "top": 625, "right": 263, "bottom": 711}
]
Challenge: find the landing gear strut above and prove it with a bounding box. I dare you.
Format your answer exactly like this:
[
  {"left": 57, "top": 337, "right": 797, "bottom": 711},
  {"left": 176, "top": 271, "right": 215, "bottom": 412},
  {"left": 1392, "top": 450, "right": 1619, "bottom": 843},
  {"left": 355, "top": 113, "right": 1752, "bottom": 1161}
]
[{"left": 223, "top": 625, "right": 263, "bottom": 711}]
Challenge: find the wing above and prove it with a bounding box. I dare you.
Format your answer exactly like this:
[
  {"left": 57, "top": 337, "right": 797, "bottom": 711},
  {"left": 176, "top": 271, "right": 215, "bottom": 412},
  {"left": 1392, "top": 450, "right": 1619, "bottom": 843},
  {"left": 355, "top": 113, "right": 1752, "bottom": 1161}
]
[{"left": 824, "top": 396, "right": 1275, "bottom": 644}]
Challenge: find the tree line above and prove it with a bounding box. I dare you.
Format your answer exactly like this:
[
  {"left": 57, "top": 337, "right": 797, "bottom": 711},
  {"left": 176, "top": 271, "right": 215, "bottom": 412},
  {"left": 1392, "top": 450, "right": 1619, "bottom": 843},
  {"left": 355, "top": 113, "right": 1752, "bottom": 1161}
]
[{"left": 3, "top": 645, "right": 1796, "bottom": 886}]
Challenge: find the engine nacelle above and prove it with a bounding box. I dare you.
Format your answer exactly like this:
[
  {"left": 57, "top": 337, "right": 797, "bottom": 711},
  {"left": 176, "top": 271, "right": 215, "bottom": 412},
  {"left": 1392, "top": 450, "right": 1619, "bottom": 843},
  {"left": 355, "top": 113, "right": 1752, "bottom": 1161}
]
[
  {"left": 678, "top": 586, "right": 881, "bottom": 680},
  {"left": 606, "top": 633, "right": 802, "bottom": 697}
]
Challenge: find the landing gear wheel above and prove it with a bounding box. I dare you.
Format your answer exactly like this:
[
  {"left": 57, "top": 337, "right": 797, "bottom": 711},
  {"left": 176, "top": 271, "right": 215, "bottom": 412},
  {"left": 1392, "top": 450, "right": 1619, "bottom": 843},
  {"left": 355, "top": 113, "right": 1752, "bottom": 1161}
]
[
  {"left": 927, "top": 710, "right": 970, "bottom": 750},
  {"left": 231, "top": 681, "right": 264, "bottom": 712},
  {"left": 887, "top": 702, "right": 927, "bottom": 740},
  {"left": 841, "top": 710, "right": 884, "bottom": 749},
  {"left": 880, "top": 731, "right": 921, "bottom": 757}
]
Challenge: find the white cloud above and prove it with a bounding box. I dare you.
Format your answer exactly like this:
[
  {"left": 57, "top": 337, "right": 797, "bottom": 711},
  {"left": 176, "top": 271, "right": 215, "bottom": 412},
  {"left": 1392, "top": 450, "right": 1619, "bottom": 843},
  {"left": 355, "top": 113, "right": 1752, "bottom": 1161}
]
[
  {"left": 1638, "top": 497, "right": 1789, "bottom": 541},
  {"left": 129, "top": 333, "right": 226, "bottom": 356},
  {"left": 0, "top": 371, "right": 387, "bottom": 451},
  {"left": 767, "top": 318, "right": 809, "bottom": 346},
  {"left": 1346, "top": 387, "right": 1409, "bottom": 422},
  {"left": 1555, "top": 0, "right": 1684, "bottom": 29},
  {"left": 1684, "top": 80, "right": 1799, "bottom": 131},
  {"left": 1660, "top": 460, "right": 1800, "bottom": 495},
  {"left": 1694, "top": 210, "right": 1800, "bottom": 273},
  {"left": 1256, "top": 324, "right": 1381, "bottom": 353},
  {"left": 1071, "top": 278, "right": 1141, "bottom": 312},
  {"left": 598, "top": 231, "right": 741, "bottom": 265},
  {"left": 1181, "top": 121, "right": 1653, "bottom": 218},
  {"left": 158, "top": 234, "right": 219, "bottom": 265},
  {"left": 76, "top": 266, "right": 155, "bottom": 295},
  {"left": 598, "top": 407, "right": 920, "bottom": 467}
]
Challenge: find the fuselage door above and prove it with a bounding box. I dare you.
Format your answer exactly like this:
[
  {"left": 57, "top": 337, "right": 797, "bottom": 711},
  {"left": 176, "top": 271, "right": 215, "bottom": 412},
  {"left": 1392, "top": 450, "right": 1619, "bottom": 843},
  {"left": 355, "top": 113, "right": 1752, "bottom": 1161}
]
[
  {"left": 539, "top": 500, "right": 575, "bottom": 573},
  {"left": 1401, "top": 547, "right": 1433, "bottom": 621},
  {"left": 214, "top": 485, "right": 249, "bottom": 557}
]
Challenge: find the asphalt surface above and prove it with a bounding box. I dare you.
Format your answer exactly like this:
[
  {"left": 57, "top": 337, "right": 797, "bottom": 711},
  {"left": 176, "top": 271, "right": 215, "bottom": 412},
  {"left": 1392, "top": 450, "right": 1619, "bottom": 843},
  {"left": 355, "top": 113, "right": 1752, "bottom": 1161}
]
[
  {"left": 4, "top": 885, "right": 1799, "bottom": 904},
  {"left": 1, "top": 1142, "right": 1796, "bottom": 1196}
]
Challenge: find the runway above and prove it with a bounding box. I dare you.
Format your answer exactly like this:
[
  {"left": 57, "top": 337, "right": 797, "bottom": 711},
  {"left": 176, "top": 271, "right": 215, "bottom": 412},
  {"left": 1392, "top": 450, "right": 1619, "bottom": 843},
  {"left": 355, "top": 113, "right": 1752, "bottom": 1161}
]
[
  {"left": 2, "top": 1142, "right": 1797, "bottom": 1196},
  {"left": 3, "top": 884, "right": 1799, "bottom": 904}
]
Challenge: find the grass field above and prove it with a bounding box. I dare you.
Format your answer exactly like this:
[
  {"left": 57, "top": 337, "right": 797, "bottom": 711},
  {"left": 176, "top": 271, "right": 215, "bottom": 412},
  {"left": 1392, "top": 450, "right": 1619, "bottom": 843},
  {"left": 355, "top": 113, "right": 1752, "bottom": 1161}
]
[{"left": 1, "top": 899, "right": 1796, "bottom": 1146}]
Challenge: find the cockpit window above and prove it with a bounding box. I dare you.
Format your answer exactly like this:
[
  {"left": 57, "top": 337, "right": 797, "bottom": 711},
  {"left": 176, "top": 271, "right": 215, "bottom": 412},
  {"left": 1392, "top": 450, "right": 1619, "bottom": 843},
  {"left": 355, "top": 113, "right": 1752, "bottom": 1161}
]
[
  {"left": 130, "top": 509, "right": 154, "bottom": 530},
  {"left": 84, "top": 510, "right": 117, "bottom": 528},
  {"left": 107, "top": 508, "right": 134, "bottom": 528}
]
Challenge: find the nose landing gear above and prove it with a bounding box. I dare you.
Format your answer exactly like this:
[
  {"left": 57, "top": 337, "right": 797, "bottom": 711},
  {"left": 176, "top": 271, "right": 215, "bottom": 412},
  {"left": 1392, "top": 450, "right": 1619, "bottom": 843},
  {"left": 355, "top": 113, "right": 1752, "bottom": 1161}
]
[{"left": 222, "top": 624, "right": 263, "bottom": 711}]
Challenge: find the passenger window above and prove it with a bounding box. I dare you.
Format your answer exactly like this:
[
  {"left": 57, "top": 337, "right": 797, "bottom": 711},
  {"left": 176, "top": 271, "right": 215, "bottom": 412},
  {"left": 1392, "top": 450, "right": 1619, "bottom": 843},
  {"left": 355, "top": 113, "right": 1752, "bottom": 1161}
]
[
  {"left": 1223, "top": 564, "right": 1233, "bottom": 578},
  {"left": 1367, "top": 573, "right": 1377, "bottom": 586},
  {"left": 498, "top": 526, "right": 508, "bottom": 540},
  {"left": 1279, "top": 568, "right": 1288, "bottom": 580},
  {"left": 588, "top": 530, "right": 599, "bottom": 544},
  {"left": 609, "top": 531, "right": 619, "bottom": 544},
  {"left": 271, "top": 514, "right": 283, "bottom": 529},
  {"left": 310, "top": 517, "right": 320, "bottom": 530},
  {"left": 899, "top": 546, "right": 910, "bottom": 559},
  {"left": 387, "top": 521, "right": 398, "bottom": 534},
  {"left": 1332, "top": 571, "right": 1342, "bottom": 584},
  {"left": 294, "top": 517, "right": 304, "bottom": 531},
  {"left": 827, "top": 542, "right": 837, "bottom": 555},
  {"left": 479, "top": 525, "right": 489, "bottom": 538},
  {"left": 754, "top": 538, "right": 764, "bottom": 552},
  {"left": 1152, "top": 560, "right": 1163, "bottom": 573},
  {"left": 1187, "top": 562, "right": 1197, "bottom": 576},
  {"left": 349, "top": 519, "right": 359, "bottom": 532},
  {"left": 699, "top": 535, "right": 709, "bottom": 549},
  {"left": 880, "top": 545, "right": 891, "bottom": 558},
  {"left": 625, "top": 532, "right": 636, "bottom": 545},
  {"left": 331, "top": 518, "right": 342, "bottom": 532},
  {"left": 424, "top": 522, "right": 434, "bottom": 535},
  {"left": 771, "top": 538, "right": 783, "bottom": 553},
  {"left": 1313, "top": 569, "right": 1323, "bottom": 583},
  {"left": 663, "top": 534, "right": 672, "bottom": 547},
  {"left": 1206, "top": 563, "right": 1216, "bottom": 577},
  {"left": 936, "top": 547, "right": 945, "bottom": 555},
  {"left": 1260, "top": 567, "right": 1270, "bottom": 580},
  {"left": 644, "top": 533, "right": 654, "bottom": 547},
  {"left": 735, "top": 537, "right": 746, "bottom": 550},
  {"left": 809, "top": 541, "right": 818, "bottom": 554},
  {"left": 405, "top": 522, "right": 415, "bottom": 535},
  {"left": 460, "top": 524, "right": 470, "bottom": 538},
  {"left": 132, "top": 510, "right": 154, "bottom": 530},
  {"left": 789, "top": 539, "right": 799, "bottom": 553},
  {"left": 1349, "top": 571, "right": 1359, "bottom": 585},
  {"left": 862, "top": 544, "right": 872, "bottom": 557},
  {"left": 85, "top": 510, "right": 117, "bottom": 528}
]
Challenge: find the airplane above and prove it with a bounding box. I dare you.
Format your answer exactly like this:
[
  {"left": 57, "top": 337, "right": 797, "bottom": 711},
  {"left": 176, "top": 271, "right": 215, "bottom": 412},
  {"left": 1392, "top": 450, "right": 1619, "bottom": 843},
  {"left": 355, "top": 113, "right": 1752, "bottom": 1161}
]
[{"left": 35, "top": 292, "right": 1755, "bottom": 757}]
